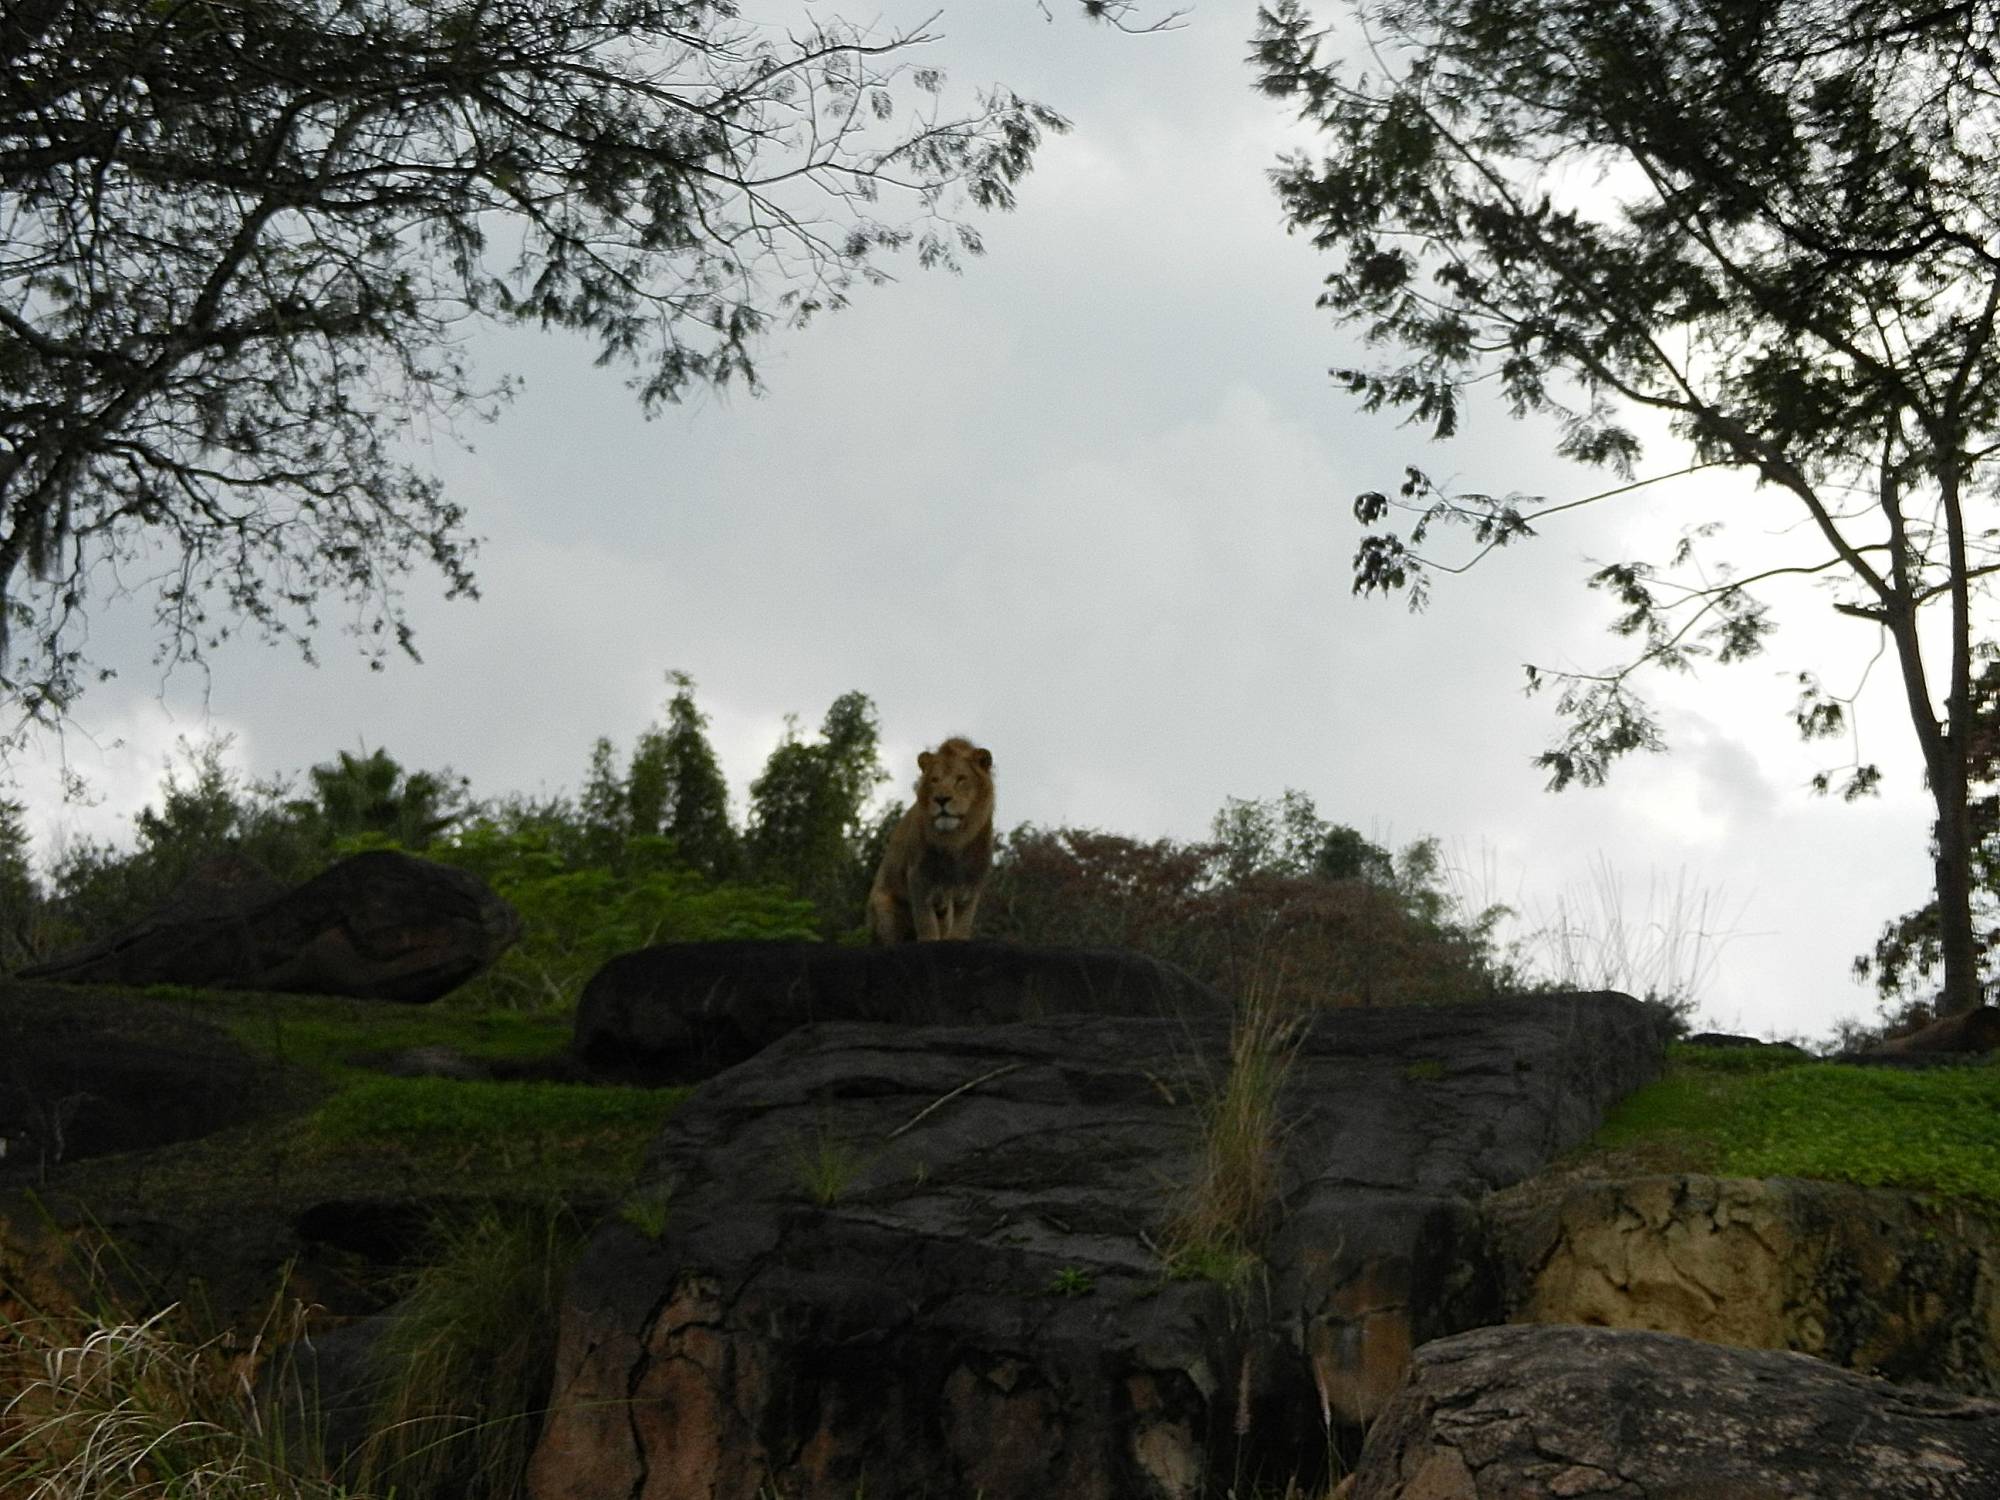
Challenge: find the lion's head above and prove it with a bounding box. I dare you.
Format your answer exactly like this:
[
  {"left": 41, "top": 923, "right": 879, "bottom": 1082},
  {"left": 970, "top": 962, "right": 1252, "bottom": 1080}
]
[{"left": 915, "top": 737, "right": 995, "bottom": 845}]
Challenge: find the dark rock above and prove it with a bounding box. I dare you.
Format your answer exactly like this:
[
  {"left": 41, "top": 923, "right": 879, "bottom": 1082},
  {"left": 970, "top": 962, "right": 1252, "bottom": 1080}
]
[
  {"left": 573, "top": 939, "right": 1229, "bottom": 1082},
  {"left": 1487, "top": 1173, "right": 2000, "bottom": 1395},
  {"left": 529, "top": 992, "right": 1665, "bottom": 1500},
  {"left": 1347, "top": 1324, "right": 2000, "bottom": 1499},
  {"left": 1870, "top": 1005, "right": 2000, "bottom": 1057},
  {"left": 21, "top": 849, "right": 520, "bottom": 1003},
  {"left": 268, "top": 1311, "right": 396, "bottom": 1485},
  {"left": 0, "top": 985, "right": 297, "bottom": 1181},
  {"left": 1684, "top": 1031, "right": 1810, "bottom": 1056}
]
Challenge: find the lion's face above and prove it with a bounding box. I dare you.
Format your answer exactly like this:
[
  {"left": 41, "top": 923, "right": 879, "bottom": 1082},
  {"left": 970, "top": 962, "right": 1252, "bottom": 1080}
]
[{"left": 916, "top": 741, "right": 994, "bottom": 841}]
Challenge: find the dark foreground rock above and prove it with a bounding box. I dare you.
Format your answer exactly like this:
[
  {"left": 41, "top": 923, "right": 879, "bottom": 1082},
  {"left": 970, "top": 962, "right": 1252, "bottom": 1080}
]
[
  {"left": 0, "top": 985, "right": 297, "bottom": 1181},
  {"left": 1348, "top": 1324, "right": 2000, "bottom": 1499},
  {"left": 573, "top": 939, "right": 1229, "bottom": 1082},
  {"left": 20, "top": 849, "right": 519, "bottom": 1003},
  {"left": 1488, "top": 1173, "right": 2000, "bottom": 1395},
  {"left": 528, "top": 992, "right": 1665, "bottom": 1500}
]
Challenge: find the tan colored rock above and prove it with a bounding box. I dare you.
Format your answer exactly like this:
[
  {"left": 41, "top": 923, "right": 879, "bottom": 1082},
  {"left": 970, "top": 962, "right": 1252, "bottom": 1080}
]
[{"left": 1488, "top": 1173, "right": 2000, "bottom": 1392}]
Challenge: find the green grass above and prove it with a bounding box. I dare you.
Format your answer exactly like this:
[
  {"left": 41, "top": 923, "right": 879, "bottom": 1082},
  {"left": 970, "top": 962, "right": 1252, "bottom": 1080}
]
[
  {"left": 310, "top": 1076, "right": 687, "bottom": 1157},
  {"left": 357, "top": 1203, "right": 585, "bottom": 1500},
  {"left": 213, "top": 998, "right": 572, "bottom": 1076},
  {"left": 788, "top": 1122, "right": 866, "bottom": 1206},
  {"left": 1594, "top": 1045, "right": 2000, "bottom": 1206}
]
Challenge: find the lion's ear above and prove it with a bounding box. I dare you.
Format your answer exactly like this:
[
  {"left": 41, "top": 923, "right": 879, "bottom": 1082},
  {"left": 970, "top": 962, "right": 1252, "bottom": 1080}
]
[
  {"left": 918, "top": 751, "right": 935, "bottom": 773},
  {"left": 974, "top": 748, "right": 992, "bottom": 771}
]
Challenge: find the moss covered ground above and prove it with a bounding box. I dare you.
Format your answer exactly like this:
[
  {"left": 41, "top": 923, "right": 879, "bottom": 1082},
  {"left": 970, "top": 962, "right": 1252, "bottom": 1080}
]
[{"left": 1588, "top": 1041, "right": 2000, "bottom": 1208}]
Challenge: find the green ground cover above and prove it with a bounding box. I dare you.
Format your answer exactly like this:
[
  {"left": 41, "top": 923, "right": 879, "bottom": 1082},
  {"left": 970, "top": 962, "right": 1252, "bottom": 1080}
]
[
  {"left": 306, "top": 1075, "right": 687, "bottom": 1181},
  {"left": 10, "top": 981, "right": 684, "bottom": 1237},
  {"left": 140, "top": 984, "right": 575, "bottom": 1075},
  {"left": 1594, "top": 1043, "right": 2000, "bottom": 1206}
]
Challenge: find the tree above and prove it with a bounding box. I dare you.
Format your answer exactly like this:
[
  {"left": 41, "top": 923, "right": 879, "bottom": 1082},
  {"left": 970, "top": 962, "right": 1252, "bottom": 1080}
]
[
  {"left": 0, "top": 1, "right": 1075, "bottom": 739},
  {"left": 1256, "top": 0, "right": 2000, "bottom": 1012},
  {"left": 297, "top": 745, "right": 466, "bottom": 848},
  {"left": 1210, "top": 787, "right": 1392, "bottom": 885},
  {"left": 1859, "top": 648, "right": 2000, "bottom": 1010},
  {"left": 44, "top": 734, "right": 320, "bottom": 936},
  {"left": 626, "top": 671, "right": 739, "bottom": 879},
  {"left": 578, "top": 736, "right": 627, "bottom": 864},
  {"left": 0, "top": 795, "right": 40, "bottom": 968},
  {"left": 744, "top": 689, "right": 886, "bottom": 924}
]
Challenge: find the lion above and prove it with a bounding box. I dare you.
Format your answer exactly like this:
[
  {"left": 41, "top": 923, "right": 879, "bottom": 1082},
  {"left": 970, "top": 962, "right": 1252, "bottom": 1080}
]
[{"left": 866, "top": 737, "right": 995, "bottom": 944}]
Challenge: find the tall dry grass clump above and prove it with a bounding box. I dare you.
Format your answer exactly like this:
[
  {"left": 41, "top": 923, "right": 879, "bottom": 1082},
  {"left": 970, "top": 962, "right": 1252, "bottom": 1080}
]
[
  {"left": 1, "top": 1295, "right": 348, "bottom": 1499},
  {"left": 353, "top": 1202, "right": 581, "bottom": 1500},
  {"left": 1508, "top": 854, "right": 1735, "bottom": 1024},
  {"left": 1164, "top": 979, "right": 1302, "bottom": 1287}
]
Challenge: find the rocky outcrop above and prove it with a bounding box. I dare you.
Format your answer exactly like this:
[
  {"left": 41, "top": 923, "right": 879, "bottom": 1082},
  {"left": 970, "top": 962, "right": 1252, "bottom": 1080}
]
[
  {"left": 1346, "top": 1323, "right": 2000, "bottom": 1499},
  {"left": 1488, "top": 1173, "right": 2000, "bottom": 1394},
  {"left": 1868, "top": 1005, "right": 2000, "bottom": 1057},
  {"left": 528, "top": 992, "right": 1666, "bottom": 1500},
  {"left": 0, "top": 981, "right": 327, "bottom": 1326},
  {"left": 572, "top": 939, "right": 1230, "bottom": 1082},
  {"left": 0, "top": 984, "right": 298, "bottom": 1181},
  {"left": 21, "top": 849, "right": 519, "bottom": 1003}
]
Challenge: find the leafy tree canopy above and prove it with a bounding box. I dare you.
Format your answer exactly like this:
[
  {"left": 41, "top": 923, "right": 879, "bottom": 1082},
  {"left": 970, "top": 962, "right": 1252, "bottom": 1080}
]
[
  {"left": 294, "top": 745, "right": 468, "bottom": 849},
  {"left": 0, "top": 0, "right": 1083, "bottom": 741},
  {"left": 745, "top": 689, "right": 886, "bottom": 923},
  {"left": 1255, "top": 0, "right": 2000, "bottom": 1011}
]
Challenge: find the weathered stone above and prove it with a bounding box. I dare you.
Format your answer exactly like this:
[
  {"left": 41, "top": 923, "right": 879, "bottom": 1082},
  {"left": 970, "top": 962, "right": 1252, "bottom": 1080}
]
[
  {"left": 528, "top": 992, "right": 1666, "bottom": 1499},
  {"left": 1870, "top": 1005, "right": 2000, "bottom": 1057},
  {"left": 0, "top": 985, "right": 295, "bottom": 1180},
  {"left": 1682, "top": 1032, "right": 1809, "bottom": 1058},
  {"left": 572, "top": 938, "right": 1229, "bottom": 1082},
  {"left": 1487, "top": 1173, "right": 2000, "bottom": 1394},
  {"left": 1349, "top": 1324, "right": 2000, "bottom": 1499},
  {"left": 21, "top": 849, "right": 519, "bottom": 1002}
]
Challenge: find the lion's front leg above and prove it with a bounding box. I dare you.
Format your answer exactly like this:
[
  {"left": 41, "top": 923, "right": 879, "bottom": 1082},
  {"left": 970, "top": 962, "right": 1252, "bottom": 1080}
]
[
  {"left": 946, "top": 889, "right": 980, "bottom": 940},
  {"left": 911, "top": 882, "right": 947, "bottom": 941}
]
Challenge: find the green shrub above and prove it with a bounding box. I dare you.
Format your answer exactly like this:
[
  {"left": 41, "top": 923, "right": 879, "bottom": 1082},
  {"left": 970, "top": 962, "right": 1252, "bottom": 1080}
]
[
  {"left": 983, "top": 820, "right": 1507, "bottom": 1010},
  {"left": 426, "top": 825, "right": 818, "bottom": 1010}
]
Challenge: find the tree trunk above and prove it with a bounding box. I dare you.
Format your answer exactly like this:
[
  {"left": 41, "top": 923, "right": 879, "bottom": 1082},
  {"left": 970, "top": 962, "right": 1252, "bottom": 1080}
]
[{"left": 1933, "top": 785, "right": 1982, "bottom": 1014}]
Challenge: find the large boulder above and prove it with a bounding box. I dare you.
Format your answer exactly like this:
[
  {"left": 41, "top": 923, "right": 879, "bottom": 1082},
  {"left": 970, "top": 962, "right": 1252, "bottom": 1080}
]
[
  {"left": 1346, "top": 1324, "right": 2000, "bottom": 1499},
  {"left": 528, "top": 992, "right": 1666, "bottom": 1500},
  {"left": 1868, "top": 1005, "right": 2000, "bottom": 1058},
  {"left": 21, "top": 850, "right": 519, "bottom": 1003},
  {"left": 0, "top": 984, "right": 298, "bottom": 1181},
  {"left": 1488, "top": 1173, "right": 2000, "bottom": 1394},
  {"left": 572, "top": 939, "right": 1229, "bottom": 1082}
]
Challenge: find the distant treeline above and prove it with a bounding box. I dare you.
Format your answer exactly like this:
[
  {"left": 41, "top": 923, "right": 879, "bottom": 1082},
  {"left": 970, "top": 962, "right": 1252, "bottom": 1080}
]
[{"left": 1, "top": 679, "right": 1525, "bottom": 1012}]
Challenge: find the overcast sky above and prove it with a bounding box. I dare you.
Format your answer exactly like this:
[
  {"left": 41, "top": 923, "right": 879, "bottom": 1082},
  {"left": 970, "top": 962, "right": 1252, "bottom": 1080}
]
[{"left": 7, "top": 1, "right": 1944, "bottom": 1044}]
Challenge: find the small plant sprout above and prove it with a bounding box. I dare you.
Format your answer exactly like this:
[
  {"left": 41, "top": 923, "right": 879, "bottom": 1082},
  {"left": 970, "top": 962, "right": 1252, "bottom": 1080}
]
[
  {"left": 789, "top": 1120, "right": 866, "bottom": 1207},
  {"left": 619, "top": 1186, "right": 672, "bottom": 1240},
  {"left": 1048, "top": 1266, "right": 1095, "bottom": 1297}
]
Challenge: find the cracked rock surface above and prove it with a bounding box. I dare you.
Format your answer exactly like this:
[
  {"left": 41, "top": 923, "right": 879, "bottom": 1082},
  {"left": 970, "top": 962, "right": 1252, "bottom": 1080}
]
[
  {"left": 1349, "top": 1323, "right": 2000, "bottom": 1499},
  {"left": 527, "top": 991, "right": 1663, "bottom": 1500}
]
